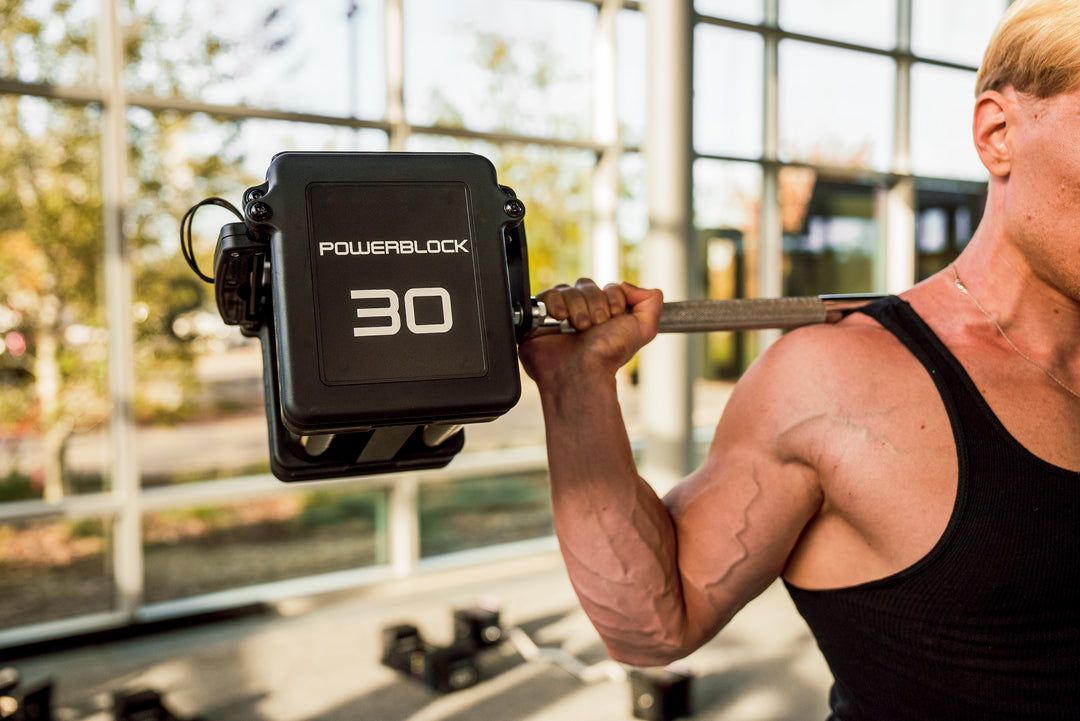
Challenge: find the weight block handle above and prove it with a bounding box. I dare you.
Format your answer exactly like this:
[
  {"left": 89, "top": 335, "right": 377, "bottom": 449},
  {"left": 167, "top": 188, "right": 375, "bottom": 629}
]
[{"left": 530, "top": 294, "right": 883, "bottom": 335}]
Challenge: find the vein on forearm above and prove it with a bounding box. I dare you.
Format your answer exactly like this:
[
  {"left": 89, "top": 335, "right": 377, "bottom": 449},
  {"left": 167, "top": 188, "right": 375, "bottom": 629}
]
[
  {"left": 541, "top": 377, "right": 690, "bottom": 655},
  {"left": 556, "top": 495, "right": 687, "bottom": 653}
]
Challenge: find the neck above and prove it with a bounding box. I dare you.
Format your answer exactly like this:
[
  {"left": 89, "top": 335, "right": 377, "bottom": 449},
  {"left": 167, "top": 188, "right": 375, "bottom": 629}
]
[{"left": 949, "top": 231, "right": 1080, "bottom": 391}]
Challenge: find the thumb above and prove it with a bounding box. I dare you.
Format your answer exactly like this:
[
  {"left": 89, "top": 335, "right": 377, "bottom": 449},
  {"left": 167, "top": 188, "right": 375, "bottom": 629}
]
[{"left": 618, "top": 282, "right": 663, "bottom": 335}]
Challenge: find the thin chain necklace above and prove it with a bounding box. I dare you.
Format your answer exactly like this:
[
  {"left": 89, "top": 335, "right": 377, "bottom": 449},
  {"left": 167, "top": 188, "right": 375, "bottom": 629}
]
[{"left": 951, "top": 264, "right": 1080, "bottom": 402}]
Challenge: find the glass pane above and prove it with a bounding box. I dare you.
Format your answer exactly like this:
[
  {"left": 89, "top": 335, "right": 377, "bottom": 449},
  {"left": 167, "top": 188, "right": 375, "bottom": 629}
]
[
  {"left": 695, "top": 0, "right": 764, "bottom": 25},
  {"left": 915, "top": 183, "right": 985, "bottom": 282},
  {"left": 143, "top": 488, "right": 386, "bottom": 603},
  {"left": 912, "top": 0, "right": 1009, "bottom": 67},
  {"left": 0, "top": 97, "right": 110, "bottom": 500},
  {"left": 0, "top": 517, "right": 114, "bottom": 629},
  {"left": 406, "top": 135, "right": 594, "bottom": 293},
  {"left": 782, "top": 172, "right": 880, "bottom": 296},
  {"left": 695, "top": 26, "right": 764, "bottom": 159},
  {"left": 404, "top": 0, "right": 596, "bottom": 141},
  {"left": 780, "top": 0, "right": 897, "bottom": 50},
  {"left": 694, "top": 160, "right": 764, "bottom": 380},
  {"left": 419, "top": 473, "right": 553, "bottom": 558},
  {"left": 0, "top": 0, "right": 98, "bottom": 86},
  {"left": 618, "top": 151, "right": 647, "bottom": 283},
  {"left": 779, "top": 41, "right": 895, "bottom": 171},
  {"left": 123, "top": 0, "right": 386, "bottom": 119},
  {"left": 911, "top": 63, "right": 986, "bottom": 180},
  {"left": 128, "top": 112, "right": 385, "bottom": 487},
  {"left": 617, "top": 9, "right": 647, "bottom": 149}
]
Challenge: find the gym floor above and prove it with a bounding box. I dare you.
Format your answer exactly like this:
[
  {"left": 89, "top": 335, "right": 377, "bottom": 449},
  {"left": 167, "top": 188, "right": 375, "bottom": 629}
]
[{"left": 7, "top": 550, "right": 832, "bottom": 721}]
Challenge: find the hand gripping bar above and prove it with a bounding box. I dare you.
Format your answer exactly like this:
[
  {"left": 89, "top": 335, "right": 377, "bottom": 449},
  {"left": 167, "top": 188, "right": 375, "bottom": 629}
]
[{"left": 530, "top": 294, "right": 885, "bottom": 335}]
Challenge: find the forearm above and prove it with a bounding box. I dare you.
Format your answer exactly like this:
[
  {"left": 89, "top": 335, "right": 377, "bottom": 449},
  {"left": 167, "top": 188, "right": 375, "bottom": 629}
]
[{"left": 539, "top": 372, "right": 692, "bottom": 665}]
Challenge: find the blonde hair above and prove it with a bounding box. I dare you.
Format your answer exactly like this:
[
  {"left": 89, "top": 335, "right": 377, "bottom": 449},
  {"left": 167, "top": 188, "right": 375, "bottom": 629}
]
[{"left": 976, "top": 0, "right": 1080, "bottom": 97}]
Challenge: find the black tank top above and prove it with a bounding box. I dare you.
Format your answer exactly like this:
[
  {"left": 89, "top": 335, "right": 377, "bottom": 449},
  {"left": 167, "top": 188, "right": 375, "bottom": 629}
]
[{"left": 784, "top": 296, "right": 1080, "bottom": 720}]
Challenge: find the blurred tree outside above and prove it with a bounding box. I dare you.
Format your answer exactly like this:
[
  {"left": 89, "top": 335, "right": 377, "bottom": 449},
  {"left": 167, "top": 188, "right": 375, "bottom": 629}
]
[
  {"left": 0, "top": 0, "right": 108, "bottom": 501},
  {"left": 0, "top": 0, "right": 285, "bottom": 501},
  {"left": 430, "top": 30, "right": 591, "bottom": 291},
  {"left": 1, "top": 0, "right": 591, "bottom": 503}
]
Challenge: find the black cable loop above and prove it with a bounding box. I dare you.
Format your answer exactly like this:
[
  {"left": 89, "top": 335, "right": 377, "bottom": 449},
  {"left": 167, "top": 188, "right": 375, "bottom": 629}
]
[{"left": 180, "top": 197, "right": 244, "bottom": 283}]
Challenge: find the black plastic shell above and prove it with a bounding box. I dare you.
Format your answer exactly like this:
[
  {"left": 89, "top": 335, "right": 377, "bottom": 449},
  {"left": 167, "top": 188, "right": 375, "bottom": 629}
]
[{"left": 247, "top": 152, "right": 527, "bottom": 435}]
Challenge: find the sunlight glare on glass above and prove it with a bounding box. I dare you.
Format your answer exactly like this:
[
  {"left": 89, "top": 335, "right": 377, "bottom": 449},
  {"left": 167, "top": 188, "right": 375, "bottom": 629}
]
[
  {"left": 695, "top": 0, "right": 764, "bottom": 24},
  {"left": 617, "top": 10, "right": 647, "bottom": 148},
  {"left": 6, "top": 0, "right": 97, "bottom": 85},
  {"left": 404, "top": 0, "right": 595, "bottom": 141},
  {"left": 911, "top": 64, "right": 986, "bottom": 180},
  {"left": 778, "top": 41, "right": 894, "bottom": 171},
  {"left": 912, "top": 0, "right": 1009, "bottom": 67},
  {"left": 694, "top": 159, "right": 763, "bottom": 234},
  {"left": 694, "top": 26, "right": 764, "bottom": 160},
  {"left": 127, "top": 0, "right": 385, "bottom": 119},
  {"left": 780, "top": 0, "right": 896, "bottom": 49}
]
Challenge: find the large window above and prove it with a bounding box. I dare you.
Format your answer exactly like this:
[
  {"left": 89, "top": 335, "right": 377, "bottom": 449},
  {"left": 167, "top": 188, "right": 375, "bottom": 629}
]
[
  {"left": 694, "top": 25, "right": 763, "bottom": 160},
  {"left": 123, "top": 0, "right": 387, "bottom": 118},
  {"left": 693, "top": 0, "right": 1005, "bottom": 377},
  {"left": 404, "top": 0, "right": 596, "bottom": 142},
  {"left": 1, "top": 0, "right": 1010, "bottom": 645},
  {"left": 778, "top": 41, "right": 895, "bottom": 171}
]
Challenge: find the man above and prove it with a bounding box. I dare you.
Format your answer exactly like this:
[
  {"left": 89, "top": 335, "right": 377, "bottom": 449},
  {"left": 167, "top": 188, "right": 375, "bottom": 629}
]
[{"left": 518, "top": 0, "right": 1080, "bottom": 717}]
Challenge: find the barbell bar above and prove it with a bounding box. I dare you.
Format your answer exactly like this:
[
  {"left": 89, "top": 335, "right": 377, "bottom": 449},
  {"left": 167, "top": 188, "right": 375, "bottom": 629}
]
[{"left": 529, "top": 293, "right": 885, "bottom": 336}]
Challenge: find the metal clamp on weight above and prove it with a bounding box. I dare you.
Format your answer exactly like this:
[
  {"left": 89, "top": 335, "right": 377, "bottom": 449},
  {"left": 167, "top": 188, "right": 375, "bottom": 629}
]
[{"left": 192, "top": 152, "right": 880, "bottom": 482}]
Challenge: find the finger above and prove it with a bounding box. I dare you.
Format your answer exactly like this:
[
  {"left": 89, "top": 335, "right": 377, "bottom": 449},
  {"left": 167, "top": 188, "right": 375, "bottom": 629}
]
[
  {"left": 602, "top": 283, "right": 629, "bottom": 317},
  {"left": 574, "top": 278, "right": 614, "bottom": 326},
  {"left": 540, "top": 283, "right": 593, "bottom": 330},
  {"left": 559, "top": 281, "right": 594, "bottom": 330},
  {"left": 537, "top": 284, "right": 573, "bottom": 320}
]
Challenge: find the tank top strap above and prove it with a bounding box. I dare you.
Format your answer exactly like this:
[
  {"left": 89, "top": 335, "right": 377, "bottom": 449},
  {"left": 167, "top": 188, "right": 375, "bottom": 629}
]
[
  {"left": 854, "top": 296, "right": 959, "bottom": 390},
  {"left": 853, "top": 295, "right": 979, "bottom": 443}
]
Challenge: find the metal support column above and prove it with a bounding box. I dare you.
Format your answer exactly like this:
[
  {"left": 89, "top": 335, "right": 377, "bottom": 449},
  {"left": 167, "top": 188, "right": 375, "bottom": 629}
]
[
  {"left": 591, "top": 0, "right": 621, "bottom": 285},
  {"left": 388, "top": 474, "right": 420, "bottom": 577},
  {"left": 758, "top": 0, "right": 783, "bottom": 350},
  {"left": 641, "top": 0, "right": 694, "bottom": 490},
  {"left": 887, "top": 0, "right": 916, "bottom": 293},
  {"left": 99, "top": 0, "right": 143, "bottom": 619},
  {"left": 385, "top": 0, "right": 408, "bottom": 150}
]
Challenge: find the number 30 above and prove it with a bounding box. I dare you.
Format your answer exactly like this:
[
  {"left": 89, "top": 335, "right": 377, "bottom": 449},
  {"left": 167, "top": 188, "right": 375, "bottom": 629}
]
[{"left": 350, "top": 287, "right": 453, "bottom": 337}]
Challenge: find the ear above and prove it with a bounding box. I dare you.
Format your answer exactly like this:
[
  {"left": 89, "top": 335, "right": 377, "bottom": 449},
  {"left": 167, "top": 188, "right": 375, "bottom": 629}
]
[{"left": 973, "top": 91, "right": 1011, "bottom": 177}]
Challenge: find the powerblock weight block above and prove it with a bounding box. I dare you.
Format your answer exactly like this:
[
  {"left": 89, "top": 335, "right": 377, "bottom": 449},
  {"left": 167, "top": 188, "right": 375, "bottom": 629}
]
[
  {"left": 380, "top": 625, "right": 482, "bottom": 693},
  {"left": 453, "top": 606, "right": 503, "bottom": 649},
  {"left": 629, "top": 667, "right": 693, "bottom": 721},
  {"left": 0, "top": 679, "right": 53, "bottom": 721},
  {"left": 212, "top": 152, "right": 533, "bottom": 480}
]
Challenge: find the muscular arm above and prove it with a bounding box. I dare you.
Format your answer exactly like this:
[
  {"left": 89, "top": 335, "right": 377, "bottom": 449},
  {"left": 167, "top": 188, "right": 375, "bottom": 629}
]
[{"left": 520, "top": 280, "right": 824, "bottom": 666}]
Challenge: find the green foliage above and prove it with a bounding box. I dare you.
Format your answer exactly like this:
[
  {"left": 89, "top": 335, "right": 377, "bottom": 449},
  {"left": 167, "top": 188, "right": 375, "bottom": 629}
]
[
  {"left": 420, "top": 474, "right": 550, "bottom": 514},
  {"left": 297, "top": 489, "right": 379, "bottom": 529},
  {"left": 424, "top": 31, "right": 591, "bottom": 291},
  {"left": 418, "top": 473, "right": 555, "bottom": 557},
  {"left": 0, "top": 1, "right": 285, "bottom": 489},
  {"left": 66, "top": 518, "right": 105, "bottom": 539},
  {"left": 0, "top": 95, "right": 107, "bottom": 452},
  {"left": 155, "top": 504, "right": 234, "bottom": 531},
  {"left": 64, "top": 470, "right": 104, "bottom": 495},
  {"left": 0, "top": 469, "right": 35, "bottom": 502}
]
